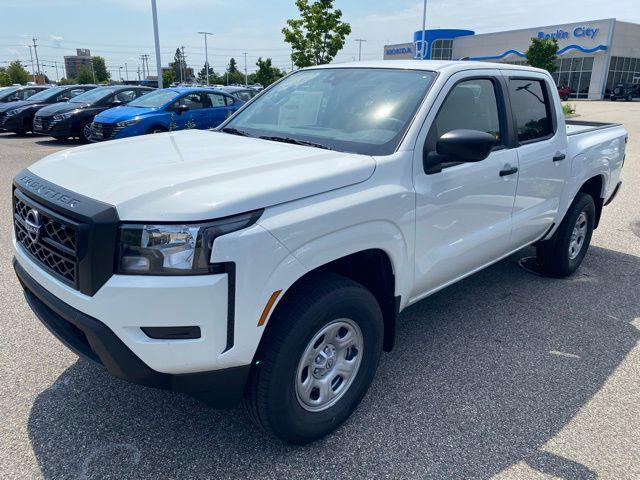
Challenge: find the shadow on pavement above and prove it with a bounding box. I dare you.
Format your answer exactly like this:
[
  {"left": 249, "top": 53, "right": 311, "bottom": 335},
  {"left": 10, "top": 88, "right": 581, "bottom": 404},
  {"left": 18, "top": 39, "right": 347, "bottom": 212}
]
[
  {"left": 27, "top": 245, "right": 639, "bottom": 479},
  {"left": 34, "top": 138, "right": 80, "bottom": 147}
]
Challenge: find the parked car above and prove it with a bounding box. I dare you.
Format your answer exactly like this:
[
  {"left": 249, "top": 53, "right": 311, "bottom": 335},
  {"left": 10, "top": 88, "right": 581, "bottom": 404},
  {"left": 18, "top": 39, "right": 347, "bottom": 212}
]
[
  {"left": 90, "top": 87, "right": 242, "bottom": 141},
  {"left": 12, "top": 62, "right": 626, "bottom": 445},
  {"left": 221, "top": 85, "right": 259, "bottom": 102},
  {"left": 33, "top": 85, "right": 154, "bottom": 142},
  {"left": 557, "top": 85, "right": 572, "bottom": 101},
  {"left": 0, "top": 85, "right": 96, "bottom": 134},
  {"left": 0, "top": 85, "right": 49, "bottom": 103},
  {"left": 610, "top": 83, "right": 640, "bottom": 101}
]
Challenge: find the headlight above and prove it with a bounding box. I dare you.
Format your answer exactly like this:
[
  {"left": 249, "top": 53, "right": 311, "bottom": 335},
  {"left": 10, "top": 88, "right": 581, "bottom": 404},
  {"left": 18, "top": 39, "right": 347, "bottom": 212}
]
[
  {"left": 5, "top": 108, "right": 26, "bottom": 116},
  {"left": 116, "top": 210, "right": 262, "bottom": 275},
  {"left": 116, "top": 117, "right": 142, "bottom": 127},
  {"left": 53, "top": 111, "right": 76, "bottom": 120}
]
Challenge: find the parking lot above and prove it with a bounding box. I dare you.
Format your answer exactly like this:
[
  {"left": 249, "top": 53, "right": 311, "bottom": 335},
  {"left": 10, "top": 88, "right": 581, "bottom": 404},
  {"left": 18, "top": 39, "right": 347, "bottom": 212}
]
[{"left": 1, "top": 101, "right": 639, "bottom": 479}]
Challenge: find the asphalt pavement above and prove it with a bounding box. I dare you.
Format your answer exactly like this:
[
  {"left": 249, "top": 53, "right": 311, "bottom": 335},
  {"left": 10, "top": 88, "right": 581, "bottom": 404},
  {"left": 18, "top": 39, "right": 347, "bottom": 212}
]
[{"left": 1, "top": 101, "right": 639, "bottom": 479}]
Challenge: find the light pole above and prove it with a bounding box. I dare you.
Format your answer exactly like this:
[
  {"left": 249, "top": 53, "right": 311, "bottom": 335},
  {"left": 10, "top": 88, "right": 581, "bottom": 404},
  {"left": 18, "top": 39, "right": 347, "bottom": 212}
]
[
  {"left": 243, "top": 52, "right": 248, "bottom": 86},
  {"left": 151, "top": 0, "right": 163, "bottom": 88},
  {"left": 27, "top": 46, "right": 35, "bottom": 77},
  {"left": 355, "top": 39, "right": 366, "bottom": 61},
  {"left": 119, "top": 66, "right": 123, "bottom": 83},
  {"left": 420, "top": 0, "right": 427, "bottom": 60},
  {"left": 198, "top": 31, "right": 213, "bottom": 86}
]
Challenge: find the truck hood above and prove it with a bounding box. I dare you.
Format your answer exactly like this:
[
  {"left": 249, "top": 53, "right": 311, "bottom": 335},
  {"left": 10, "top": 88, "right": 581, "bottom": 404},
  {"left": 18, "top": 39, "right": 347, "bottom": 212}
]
[
  {"left": 27, "top": 129, "right": 376, "bottom": 221},
  {"left": 94, "top": 105, "right": 156, "bottom": 123}
]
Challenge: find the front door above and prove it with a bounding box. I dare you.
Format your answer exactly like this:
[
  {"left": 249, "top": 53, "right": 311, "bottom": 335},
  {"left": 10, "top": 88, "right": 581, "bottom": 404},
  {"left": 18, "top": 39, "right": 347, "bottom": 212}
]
[{"left": 412, "top": 72, "right": 519, "bottom": 300}]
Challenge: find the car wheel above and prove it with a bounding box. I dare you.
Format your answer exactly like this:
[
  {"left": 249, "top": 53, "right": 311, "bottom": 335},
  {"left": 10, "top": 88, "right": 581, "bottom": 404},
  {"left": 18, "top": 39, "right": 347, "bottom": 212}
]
[
  {"left": 536, "top": 192, "right": 595, "bottom": 277},
  {"left": 610, "top": 96, "right": 616, "bottom": 101},
  {"left": 627, "top": 94, "right": 633, "bottom": 102},
  {"left": 146, "top": 126, "right": 167, "bottom": 134},
  {"left": 79, "top": 121, "right": 93, "bottom": 143},
  {"left": 244, "top": 273, "right": 383, "bottom": 445}
]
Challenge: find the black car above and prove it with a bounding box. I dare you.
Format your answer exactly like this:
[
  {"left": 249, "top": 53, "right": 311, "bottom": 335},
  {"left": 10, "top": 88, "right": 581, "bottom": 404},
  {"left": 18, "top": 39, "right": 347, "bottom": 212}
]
[
  {"left": 0, "top": 85, "right": 49, "bottom": 103},
  {"left": 0, "top": 85, "right": 96, "bottom": 135},
  {"left": 34, "top": 85, "right": 154, "bottom": 142},
  {"left": 221, "top": 86, "right": 259, "bottom": 102},
  {"left": 610, "top": 83, "right": 640, "bottom": 101}
]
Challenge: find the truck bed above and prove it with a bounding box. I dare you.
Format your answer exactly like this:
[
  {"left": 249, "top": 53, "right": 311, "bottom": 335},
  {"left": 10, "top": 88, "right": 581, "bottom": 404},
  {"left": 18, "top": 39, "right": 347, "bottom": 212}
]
[{"left": 566, "top": 120, "right": 622, "bottom": 136}]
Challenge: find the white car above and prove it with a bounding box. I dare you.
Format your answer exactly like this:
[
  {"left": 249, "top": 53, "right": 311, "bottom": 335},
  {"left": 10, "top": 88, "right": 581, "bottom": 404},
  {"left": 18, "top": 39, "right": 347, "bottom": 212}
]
[{"left": 13, "top": 61, "right": 626, "bottom": 444}]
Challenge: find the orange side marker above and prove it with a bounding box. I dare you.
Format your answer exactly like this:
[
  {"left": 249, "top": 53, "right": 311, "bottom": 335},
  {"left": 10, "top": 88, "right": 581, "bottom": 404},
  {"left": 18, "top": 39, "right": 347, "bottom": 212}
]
[{"left": 257, "top": 290, "right": 282, "bottom": 326}]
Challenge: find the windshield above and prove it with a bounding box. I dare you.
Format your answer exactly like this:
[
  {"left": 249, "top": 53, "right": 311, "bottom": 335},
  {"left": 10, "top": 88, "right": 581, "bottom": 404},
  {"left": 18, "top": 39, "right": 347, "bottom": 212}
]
[
  {"left": 127, "top": 89, "right": 179, "bottom": 108},
  {"left": 224, "top": 68, "right": 436, "bottom": 155},
  {"left": 0, "top": 86, "right": 21, "bottom": 98},
  {"left": 27, "top": 86, "right": 67, "bottom": 102},
  {"left": 69, "top": 86, "right": 119, "bottom": 103}
]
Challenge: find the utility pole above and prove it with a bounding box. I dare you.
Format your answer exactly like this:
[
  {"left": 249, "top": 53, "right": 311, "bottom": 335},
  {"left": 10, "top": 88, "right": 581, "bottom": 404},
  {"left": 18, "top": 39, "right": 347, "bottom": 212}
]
[
  {"left": 125, "top": 62, "right": 129, "bottom": 81},
  {"left": 198, "top": 31, "right": 213, "bottom": 86},
  {"left": 354, "top": 39, "right": 367, "bottom": 61},
  {"left": 243, "top": 52, "right": 247, "bottom": 86},
  {"left": 137, "top": 64, "right": 141, "bottom": 82},
  {"left": 27, "top": 45, "right": 35, "bottom": 77},
  {"left": 151, "top": 0, "right": 163, "bottom": 88},
  {"left": 420, "top": 0, "right": 427, "bottom": 59},
  {"left": 119, "top": 66, "right": 123, "bottom": 82},
  {"left": 90, "top": 59, "right": 97, "bottom": 84},
  {"left": 32, "top": 37, "right": 41, "bottom": 76},
  {"left": 180, "top": 46, "right": 186, "bottom": 82},
  {"left": 53, "top": 60, "right": 60, "bottom": 82}
]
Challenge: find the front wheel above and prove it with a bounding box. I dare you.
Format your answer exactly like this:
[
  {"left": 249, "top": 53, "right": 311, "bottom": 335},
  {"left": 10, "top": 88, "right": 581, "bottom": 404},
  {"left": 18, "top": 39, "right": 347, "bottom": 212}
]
[
  {"left": 79, "top": 121, "right": 92, "bottom": 143},
  {"left": 244, "top": 273, "right": 383, "bottom": 444},
  {"left": 627, "top": 94, "right": 634, "bottom": 102},
  {"left": 536, "top": 192, "right": 595, "bottom": 277}
]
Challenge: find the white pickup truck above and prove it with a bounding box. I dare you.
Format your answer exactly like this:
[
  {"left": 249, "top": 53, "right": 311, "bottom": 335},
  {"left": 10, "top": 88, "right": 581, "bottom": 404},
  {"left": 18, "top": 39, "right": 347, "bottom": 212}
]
[{"left": 13, "top": 61, "right": 626, "bottom": 444}]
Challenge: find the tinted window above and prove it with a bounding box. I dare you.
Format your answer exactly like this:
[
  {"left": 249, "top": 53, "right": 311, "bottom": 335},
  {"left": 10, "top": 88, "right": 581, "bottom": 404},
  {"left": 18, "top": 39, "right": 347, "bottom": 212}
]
[
  {"left": 27, "top": 86, "right": 67, "bottom": 101},
  {"left": 69, "top": 86, "right": 119, "bottom": 103},
  {"left": 175, "top": 92, "right": 205, "bottom": 110},
  {"left": 128, "top": 89, "right": 180, "bottom": 108},
  {"left": 509, "top": 79, "right": 553, "bottom": 142},
  {"left": 225, "top": 68, "right": 437, "bottom": 156},
  {"left": 426, "top": 79, "right": 501, "bottom": 152},
  {"left": 233, "top": 90, "right": 253, "bottom": 101}
]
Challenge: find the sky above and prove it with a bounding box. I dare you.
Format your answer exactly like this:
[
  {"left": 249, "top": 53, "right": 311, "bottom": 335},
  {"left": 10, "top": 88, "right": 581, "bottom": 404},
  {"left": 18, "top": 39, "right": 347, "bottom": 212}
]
[{"left": 1, "top": 0, "right": 640, "bottom": 81}]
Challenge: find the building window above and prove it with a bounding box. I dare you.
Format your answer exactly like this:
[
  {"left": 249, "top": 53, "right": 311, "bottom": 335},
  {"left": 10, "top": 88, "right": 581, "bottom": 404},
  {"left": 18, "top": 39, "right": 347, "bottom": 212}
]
[
  {"left": 430, "top": 39, "right": 453, "bottom": 60},
  {"left": 551, "top": 56, "right": 593, "bottom": 99},
  {"left": 606, "top": 56, "right": 640, "bottom": 96}
]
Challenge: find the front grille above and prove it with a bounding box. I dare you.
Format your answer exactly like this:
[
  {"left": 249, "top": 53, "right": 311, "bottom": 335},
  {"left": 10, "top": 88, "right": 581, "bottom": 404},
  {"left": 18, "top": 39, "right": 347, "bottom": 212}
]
[
  {"left": 91, "top": 122, "right": 122, "bottom": 141},
  {"left": 33, "top": 116, "right": 54, "bottom": 132},
  {"left": 13, "top": 190, "right": 80, "bottom": 287},
  {"left": 0, "top": 112, "right": 7, "bottom": 126}
]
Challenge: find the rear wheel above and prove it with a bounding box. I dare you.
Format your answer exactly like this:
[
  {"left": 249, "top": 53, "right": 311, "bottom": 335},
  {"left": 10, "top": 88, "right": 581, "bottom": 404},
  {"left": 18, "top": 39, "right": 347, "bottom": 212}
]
[
  {"left": 536, "top": 192, "right": 595, "bottom": 277},
  {"left": 244, "top": 273, "right": 383, "bottom": 445}
]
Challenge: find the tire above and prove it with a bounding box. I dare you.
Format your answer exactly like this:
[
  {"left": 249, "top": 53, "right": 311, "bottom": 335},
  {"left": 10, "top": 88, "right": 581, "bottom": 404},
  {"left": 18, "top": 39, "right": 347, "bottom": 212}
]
[
  {"left": 536, "top": 192, "right": 595, "bottom": 277},
  {"left": 244, "top": 273, "right": 383, "bottom": 445},
  {"left": 79, "top": 121, "right": 92, "bottom": 143},
  {"left": 627, "top": 94, "right": 633, "bottom": 102},
  {"left": 610, "top": 97, "right": 616, "bottom": 101},
  {"left": 146, "top": 126, "right": 167, "bottom": 134}
]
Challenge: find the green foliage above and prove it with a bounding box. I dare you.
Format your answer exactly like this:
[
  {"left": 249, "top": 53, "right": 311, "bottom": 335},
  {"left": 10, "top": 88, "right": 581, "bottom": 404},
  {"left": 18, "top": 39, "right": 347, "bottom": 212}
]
[
  {"left": 76, "top": 65, "right": 94, "bottom": 84},
  {"left": 58, "top": 77, "right": 76, "bottom": 85},
  {"left": 91, "top": 56, "right": 109, "bottom": 82},
  {"left": 185, "top": 115, "right": 196, "bottom": 129},
  {"left": 170, "top": 48, "right": 186, "bottom": 82},
  {"left": 283, "top": 0, "right": 351, "bottom": 68},
  {"left": 6, "top": 60, "right": 29, "bottom": 85},
  {"left": 253, "top": 57, "right": 285, "bottom": 87},
  {"left": 228, "top": 58, "right": 239, "bottom": 74},
  {"left": 169, "top": 112, "right": 177, "bottom": 131},
  {"left": 525, "top": 38, "right": 559, "bottom": 73},
  {"left": 562, "top": 103, "right": 576, "bottom": 116},
  {"left": 0, "top": 67, "right": 10, "bottom": 87},
  {"left": 163, "top": 69, "right": 175, "bottom": 86}
]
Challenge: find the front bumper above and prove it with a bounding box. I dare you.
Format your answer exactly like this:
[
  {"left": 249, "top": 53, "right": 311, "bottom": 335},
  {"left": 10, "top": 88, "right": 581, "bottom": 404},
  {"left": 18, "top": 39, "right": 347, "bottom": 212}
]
[
  {"left": 33, "top": 117, "right": 75, "bottom": 137},
  {"left": 14, "top": 258, "right": 250, "bottom": 408},
  {"left": 1, "top": 113, "right": 28, "bottom": 132}
]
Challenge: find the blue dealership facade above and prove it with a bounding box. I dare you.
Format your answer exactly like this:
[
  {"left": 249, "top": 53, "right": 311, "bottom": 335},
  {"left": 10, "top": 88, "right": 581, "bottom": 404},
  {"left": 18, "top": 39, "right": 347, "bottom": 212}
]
[{"left": 383, "top": 18, "right": 640, "bottom": 99}]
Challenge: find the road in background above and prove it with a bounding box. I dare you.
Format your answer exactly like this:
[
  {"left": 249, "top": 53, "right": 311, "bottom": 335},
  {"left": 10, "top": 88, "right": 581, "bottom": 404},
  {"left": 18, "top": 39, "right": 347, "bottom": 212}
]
[{"left": 1, "top": 102, "right": 638, "bottom": 479}]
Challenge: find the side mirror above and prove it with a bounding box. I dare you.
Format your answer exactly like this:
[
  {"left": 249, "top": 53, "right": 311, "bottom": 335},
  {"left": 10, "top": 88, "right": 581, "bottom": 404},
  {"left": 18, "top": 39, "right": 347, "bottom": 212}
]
[
  {"left": 424, "top": 129, "right": 496, "bottom": 174},
  {"left": 111, "top": 99, "right": 123, "bottom": 107},
  {"left": 176, "top": 104, "right": 189, "bottom": 114}
]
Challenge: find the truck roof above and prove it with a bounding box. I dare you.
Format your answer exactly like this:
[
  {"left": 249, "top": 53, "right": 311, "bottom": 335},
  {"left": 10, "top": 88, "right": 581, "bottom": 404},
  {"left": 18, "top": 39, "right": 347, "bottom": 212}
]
[{"left": 308, "top": 60, "right": 548, "bottom": 75}]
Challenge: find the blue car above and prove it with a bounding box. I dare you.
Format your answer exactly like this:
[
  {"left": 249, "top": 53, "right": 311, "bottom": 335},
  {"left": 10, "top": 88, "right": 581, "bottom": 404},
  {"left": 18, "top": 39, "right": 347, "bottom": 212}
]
[{"left": 90, "top": 87, "right": 243, "bottom": 141}]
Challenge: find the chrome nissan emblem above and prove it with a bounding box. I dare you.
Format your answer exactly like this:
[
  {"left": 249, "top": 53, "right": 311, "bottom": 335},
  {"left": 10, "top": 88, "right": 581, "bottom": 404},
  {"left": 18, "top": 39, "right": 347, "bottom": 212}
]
[{"left": 24, "top": 208, "right": 42, "bottom": 243}]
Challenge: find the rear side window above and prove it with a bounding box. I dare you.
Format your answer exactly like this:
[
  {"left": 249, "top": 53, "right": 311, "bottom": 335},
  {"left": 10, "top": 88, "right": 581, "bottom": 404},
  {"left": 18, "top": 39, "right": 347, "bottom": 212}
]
[
  {"left": 426, "top": 78, "right": 501, "bottom": 153},
  {"left": 206, "top": 93, "right": 227, "bottom": 107},
  {"left": 509, "top": 79, "right": 553, "bottom": 142}
]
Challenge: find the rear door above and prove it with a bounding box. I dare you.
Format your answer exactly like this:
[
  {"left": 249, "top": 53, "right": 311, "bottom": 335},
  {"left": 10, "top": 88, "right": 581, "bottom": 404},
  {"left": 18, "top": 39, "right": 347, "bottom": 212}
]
[
  {"left": 412, "top": 70, "right": 519, "bottom": 297},
  {"left": 501, "top": 71, "right": 569, "bottom": 245},
  {"left": 204, "top": 92, "right": 234, "bottom": 128}
]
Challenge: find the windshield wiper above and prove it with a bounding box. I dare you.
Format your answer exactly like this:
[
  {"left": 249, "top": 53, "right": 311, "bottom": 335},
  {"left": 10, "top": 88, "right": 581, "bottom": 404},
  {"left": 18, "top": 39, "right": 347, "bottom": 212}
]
[
  {"left": 258, "top": 135, "right": 330, "bottom": 150},
  {"left": 221, "top": 127, "right": 251, "bottom": 137}
]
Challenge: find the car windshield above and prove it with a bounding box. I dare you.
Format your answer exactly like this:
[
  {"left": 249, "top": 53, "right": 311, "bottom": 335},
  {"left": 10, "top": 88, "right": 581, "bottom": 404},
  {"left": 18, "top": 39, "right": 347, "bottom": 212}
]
[
  {"left": 69, "top": 86, "right": 119, "bottom": 103},
  {"left": 27, "top": 86, "right": 66, "bottom": 101},
  {"left": 127, "top": 89, "right": 180, "bottom": 108},
  {"left": 223, "top": 68, "right": 437, "bottom": 155},
  {"left": 0, "top": 86, "right": 21, "bottom": 98}
]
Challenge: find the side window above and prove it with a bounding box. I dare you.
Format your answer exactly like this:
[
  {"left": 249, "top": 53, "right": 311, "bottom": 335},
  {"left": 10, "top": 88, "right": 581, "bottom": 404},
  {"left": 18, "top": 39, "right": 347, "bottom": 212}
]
[
  {"left": 115, "top": 90, "right": 136, "bottom": 103},
  {"left": 508, "top": 79, "right": 553, "bottom": 143},
  {"left": 206, "top": 93, "right": 227, "bottom": 107},
  {"left": 224, "top": 95, "right": 236, "bottom": 106},
  {"left": 426, "top": 78, "right": 502, "bottom": 153},
  {"left": 61, "top": 88, "right": 87, "bottom": 101},
  {"left": 22, "top": 89, "right": 37, "bottom": 99},
  {"left": 171, "top": 92, "right": 205, "bottom": 111}
]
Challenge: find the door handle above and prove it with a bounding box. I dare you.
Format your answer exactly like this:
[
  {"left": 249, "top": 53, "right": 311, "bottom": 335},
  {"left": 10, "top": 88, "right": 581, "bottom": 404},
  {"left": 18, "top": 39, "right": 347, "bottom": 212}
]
[
  {"left": 553, "top": 152, "right": 566, "bottom": 162},
  {"left": 499, "top": 166, "right": 518, "bottom": 176}
]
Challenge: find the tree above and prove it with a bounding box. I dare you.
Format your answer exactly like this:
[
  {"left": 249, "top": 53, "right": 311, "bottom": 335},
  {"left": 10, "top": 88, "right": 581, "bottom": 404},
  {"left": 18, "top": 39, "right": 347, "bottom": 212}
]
[
  {"left": 225, "top": 58, "right": 244, "bottom": 85},
  {"left": 91, "top": 56, "right": 110, "bottom": 83},
  {"left": 76, "top": 65, "right": 94, "bottom": 84},
  {"left": 0, "top": 67, "right": 10, "bottom": 87},
  {"left": 526, "top": 38, "right": 559, "bottom": 74},
  {"left": 253, "top": 57, "right": 285, "bottom": 87},
  {"left": 283, "top": 0, "right": 351, "bottom": 68},
  {"left": 7, "top": 60, "right": 29, "bottom": 85},
  {"left": 170, "top": 48, "right": 186, "bottom": 82},
  {"left": 163, "top": 69, "right": 175, "bottom": 86}
]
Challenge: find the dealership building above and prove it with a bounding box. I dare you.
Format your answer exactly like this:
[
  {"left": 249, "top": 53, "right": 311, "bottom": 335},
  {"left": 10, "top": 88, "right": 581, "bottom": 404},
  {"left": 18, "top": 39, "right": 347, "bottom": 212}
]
[{"left": 383, "top": 18, "right": 640, "bottom": 99}]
